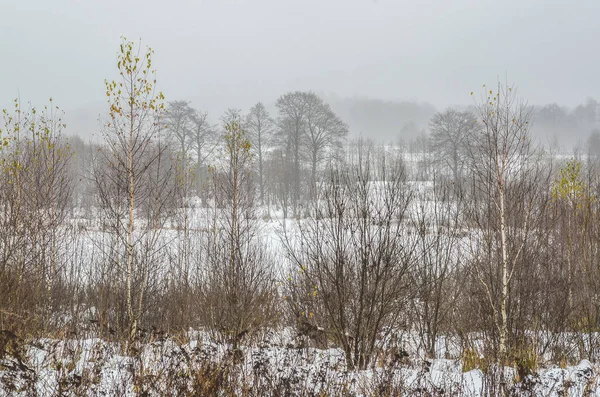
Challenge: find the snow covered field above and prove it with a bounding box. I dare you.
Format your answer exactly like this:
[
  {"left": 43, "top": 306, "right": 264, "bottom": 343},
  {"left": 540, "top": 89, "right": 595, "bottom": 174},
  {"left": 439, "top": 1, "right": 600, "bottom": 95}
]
[{"left": 1, "top": 328, "right": 599, "bottom": 396}]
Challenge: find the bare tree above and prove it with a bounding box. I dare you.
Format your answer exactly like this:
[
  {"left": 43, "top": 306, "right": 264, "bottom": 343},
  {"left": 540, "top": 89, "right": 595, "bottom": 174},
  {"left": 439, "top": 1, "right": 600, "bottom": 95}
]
[
  {"left": 246, "top": 102, "right": 273, "bottom": 205},
  {"left": 201, "top": 119, "right": 276, "bottom": 349},
  {"left": 282, "top": 139, "right": 415, "bottom": 370},
  {"left": 163, "top": 100, "right": 195, "bottom": 157},
  {"left": 276, "top": 92, "right": 307, "bottom": 215},
  {"left": 189, "top": 109, "right": 216, "bottom": 203},
  {"left": 264, "top": 147, "right": 293, "bottom": 219},
  {"left": 304, "top": 93, "right": 348, "bottom": 199},
  {"left": 466, "top": 83, "right": 547, "bottom": 360},
  {"left": 429, "top": 109, "right": 478, "bottom": 185},
  {"left": 0, "top": 99, "right": 75, "bottom": 333},
  {"left": 409, "top": 174, "right": 464, "bottom": 358}
]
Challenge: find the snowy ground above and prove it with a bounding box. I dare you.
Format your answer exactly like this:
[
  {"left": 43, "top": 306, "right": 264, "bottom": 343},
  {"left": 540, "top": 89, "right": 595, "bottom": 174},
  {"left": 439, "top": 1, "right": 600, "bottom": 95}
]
[{"left": 1, "top": 328, "right": 600, "bottom": 396}]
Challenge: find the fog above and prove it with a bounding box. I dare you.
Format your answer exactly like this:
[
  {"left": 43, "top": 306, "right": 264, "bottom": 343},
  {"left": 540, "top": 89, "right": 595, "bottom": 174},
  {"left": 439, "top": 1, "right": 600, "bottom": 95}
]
[
  {"left": 2, "top": 0, "right": 599, "bottom": 145},
  {"left": 4, "top": 2, "right": 600, "bottom": 390}
]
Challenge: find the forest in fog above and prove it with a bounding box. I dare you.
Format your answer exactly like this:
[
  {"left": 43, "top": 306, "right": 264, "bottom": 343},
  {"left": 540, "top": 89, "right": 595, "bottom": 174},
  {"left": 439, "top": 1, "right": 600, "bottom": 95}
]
[{"left": 1, "top": 36, "right": 600, "bottom": 396}]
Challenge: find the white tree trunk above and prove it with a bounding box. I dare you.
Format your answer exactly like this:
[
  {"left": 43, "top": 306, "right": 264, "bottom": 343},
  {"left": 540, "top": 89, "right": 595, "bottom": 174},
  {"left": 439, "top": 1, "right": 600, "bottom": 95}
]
[
  {"left": 499, "top": 180, "right": 508, "bottom": 359},
  {"left": 127, "top": 101, "right": 136, "bottom": 341}
]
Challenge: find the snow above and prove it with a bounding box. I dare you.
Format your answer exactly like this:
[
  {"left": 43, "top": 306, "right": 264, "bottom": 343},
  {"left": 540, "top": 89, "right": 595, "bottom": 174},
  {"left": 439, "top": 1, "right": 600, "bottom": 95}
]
[{"left": 2, "top": 329, "right": 600, "bottom": 396}]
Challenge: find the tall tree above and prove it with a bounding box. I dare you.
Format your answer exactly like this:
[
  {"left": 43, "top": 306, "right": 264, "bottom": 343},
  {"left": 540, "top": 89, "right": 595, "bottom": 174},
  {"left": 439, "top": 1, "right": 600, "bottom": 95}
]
[
  {"left": 246, "top": 102, "right": 273, "bottom": 205},
  {"left": 276, "top": 92, "right": 307, "bottom": 214},
  {"left": 101, "top": 36, "right": 167, "bottom": 340},
  {"left": 163, "top": 100, "right": 194, "bottom": 157},
  {"left": 189, "top": 109, "right": 215, "bottom": 202},
  {"left": 202, "top": 118, "right": 276, "bottom": 349},
  {"left": 429, "top": 108, "right": 478, "bottom": 184},
  {"left": 304, "top": 93, "right": 348, "bottom": 199},
  {"left": 466, "top": 83, "right": 546, "bottom": 361},
  {"left": 551, "top": 159, "right": 588, "bottom": 313}
]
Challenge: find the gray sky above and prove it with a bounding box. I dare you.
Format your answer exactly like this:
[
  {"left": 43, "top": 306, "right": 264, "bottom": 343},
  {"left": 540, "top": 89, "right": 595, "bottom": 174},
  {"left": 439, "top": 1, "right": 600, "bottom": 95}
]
[{"left": 2, "top": 0, "right": 599, "bottom": 117}]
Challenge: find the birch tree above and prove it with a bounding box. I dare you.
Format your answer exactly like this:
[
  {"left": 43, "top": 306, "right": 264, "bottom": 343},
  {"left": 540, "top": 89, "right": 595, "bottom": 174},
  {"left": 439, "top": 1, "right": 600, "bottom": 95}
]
[
  {"left": 201, "top": 119, "right": 276, "bottom": 349},
  {"left": 467, "top": 83, "right": 544, "bottom": 360},
  {"left": 100, "top": 36, "right": 166, "bottom": 340}
]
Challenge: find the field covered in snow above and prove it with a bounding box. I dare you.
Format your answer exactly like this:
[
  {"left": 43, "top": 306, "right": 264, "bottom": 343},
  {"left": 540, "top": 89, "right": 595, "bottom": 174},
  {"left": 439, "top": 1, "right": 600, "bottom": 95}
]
[{"left": 2, "top": 328, "right": 600, "bottom": 396}]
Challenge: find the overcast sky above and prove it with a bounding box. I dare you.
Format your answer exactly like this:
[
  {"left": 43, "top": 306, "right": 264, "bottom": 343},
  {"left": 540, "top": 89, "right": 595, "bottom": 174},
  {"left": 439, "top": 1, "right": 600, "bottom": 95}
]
[{"left": 2, "top": 0, "right": 599, "bottom": 116}]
